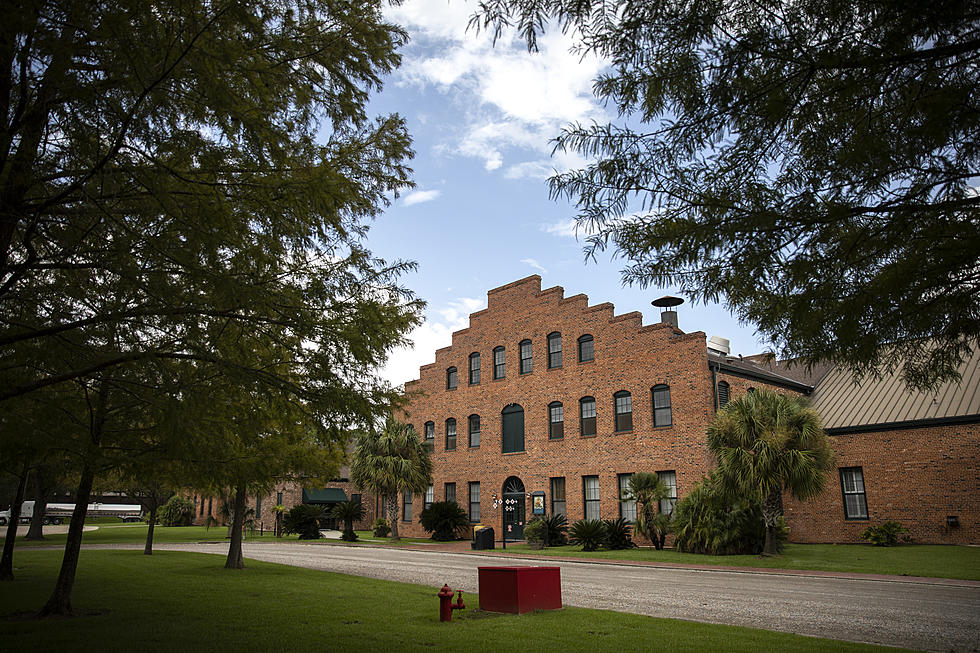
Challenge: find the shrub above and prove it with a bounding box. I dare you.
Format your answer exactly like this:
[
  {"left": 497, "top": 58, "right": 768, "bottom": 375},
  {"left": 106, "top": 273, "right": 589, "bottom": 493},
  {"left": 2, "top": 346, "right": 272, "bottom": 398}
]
[
  {"left": 861, "top": 521, "right": 910, "bottom": 546},
  {"left": 419, "top": 501, "right": 469, "bottom": 541},
  {"left": 282, "top": 504, "right": 325, "bottom": 539},
  {"left": 158, "top": 496, "right": 194, "bottom": 527},
  {"left": 372, "top": 518, "right": 391, "bottom": 538},
  {"left": 331, "top": 500, "right": 365, "bottom": 542},
  {"left": 603, "top": 517, "right": 635, "bottom": 550},
  {"left": 569, "top": 519, "right": 607, "bottom": 552},
  {"left": 541, "top": 513, "right": 568, "bottom": 546},
  {"left": 523, "top": 518, "right": 546, "bottom": 548},
  {"left": 672, "top": 473, "right": 787, "bottom": 555}
]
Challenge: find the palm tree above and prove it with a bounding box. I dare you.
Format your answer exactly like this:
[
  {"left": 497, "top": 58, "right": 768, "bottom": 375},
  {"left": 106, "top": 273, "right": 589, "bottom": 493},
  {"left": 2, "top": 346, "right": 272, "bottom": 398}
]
[
  {"left": 349, "top": 417, "right": 432, "bottom": 540},
  {"left": 624, "top": 472, "right": 671, "bottom": 550},
  {"left": 707, "top": 389, "right": 834, "bottom": 555},
  {"left": 331, "top": 500, "right": 366, "bottom": 541}
]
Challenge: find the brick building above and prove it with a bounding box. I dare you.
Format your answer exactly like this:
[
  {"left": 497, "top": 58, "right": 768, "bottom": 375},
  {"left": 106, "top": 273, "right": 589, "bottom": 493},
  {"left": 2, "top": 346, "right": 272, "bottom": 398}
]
[{"left": 395, "top": 275, "right": 978, "bottom": 544}]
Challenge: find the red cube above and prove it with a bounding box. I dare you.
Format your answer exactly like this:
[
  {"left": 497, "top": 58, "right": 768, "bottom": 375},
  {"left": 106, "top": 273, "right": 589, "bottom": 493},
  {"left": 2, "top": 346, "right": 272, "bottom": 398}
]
[{"left": 478, "top": 566, "right": 562, "bottom": 614}]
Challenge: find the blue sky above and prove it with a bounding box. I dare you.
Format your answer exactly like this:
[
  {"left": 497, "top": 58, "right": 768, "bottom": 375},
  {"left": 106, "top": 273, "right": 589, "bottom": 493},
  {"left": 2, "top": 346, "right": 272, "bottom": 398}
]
[{"left": 365, "top": 0, "right": 764, "bottom": 386}]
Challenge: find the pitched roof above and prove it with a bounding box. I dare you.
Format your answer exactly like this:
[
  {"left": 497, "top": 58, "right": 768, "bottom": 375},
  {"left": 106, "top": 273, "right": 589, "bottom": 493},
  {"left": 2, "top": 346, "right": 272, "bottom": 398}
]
[{"left": 809, "top": 343, "right": 980, "bottom": 432}]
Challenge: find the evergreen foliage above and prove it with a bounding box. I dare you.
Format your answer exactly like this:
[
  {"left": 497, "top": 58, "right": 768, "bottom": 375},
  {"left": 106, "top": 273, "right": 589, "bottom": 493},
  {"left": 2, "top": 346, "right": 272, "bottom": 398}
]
[
  {"left": 603, "top": 517, "right": 635, "bottom": 550},
  {"left": 419, "top": 501, "right": 469, "bottom": 541},
  {"left": 372, "top": 518, "right": 391, "bottom": 538},
  {"left": 158, "top": 496, "right": 194, "bottom": 527},
  {"left": 522, "top": 518, "right": 546, "bottom": 547},
  {"left": 541, "top": 513, "right": 569, "bottom": 546},
  {"left": 473, "top": 0, "right": 980, "bottom": 390},
  {"left": 623, "top": 472, "right": 670, "bottom": 550},
  {"left": 331, "top": 501, "right": 366, "bottom": 542},
  {"left": 861, "top": 521, "right": 911, "bottom": 547},
  {"left": 569, "top": 519, "right": 607, "bottom": 552},
  {"left": 282, "top": 504, "right": 326, "bottom": 540}
]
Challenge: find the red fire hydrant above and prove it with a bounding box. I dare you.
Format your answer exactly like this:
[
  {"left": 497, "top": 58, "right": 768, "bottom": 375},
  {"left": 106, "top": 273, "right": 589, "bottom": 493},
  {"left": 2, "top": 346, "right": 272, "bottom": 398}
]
[{"left": 437, "top": 584, "right": 465, "bottom": 622}]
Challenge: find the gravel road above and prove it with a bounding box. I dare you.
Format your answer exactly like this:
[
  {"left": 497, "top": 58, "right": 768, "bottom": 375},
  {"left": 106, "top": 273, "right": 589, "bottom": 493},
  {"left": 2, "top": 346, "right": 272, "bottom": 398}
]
[{"left": 145, "top": 541, "right": 980, "bottom": 652}]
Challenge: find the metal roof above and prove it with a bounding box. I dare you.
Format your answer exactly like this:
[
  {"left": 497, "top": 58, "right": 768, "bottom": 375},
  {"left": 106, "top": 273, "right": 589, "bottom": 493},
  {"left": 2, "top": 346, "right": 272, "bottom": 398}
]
[{"left": 810, "top": 344, "right": 980, "bottom": 431}]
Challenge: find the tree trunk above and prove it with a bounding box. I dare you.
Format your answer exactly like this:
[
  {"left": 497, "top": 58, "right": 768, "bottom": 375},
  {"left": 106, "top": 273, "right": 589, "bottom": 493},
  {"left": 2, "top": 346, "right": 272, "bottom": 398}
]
[
  {"left": 38, "top": 461, "right": 94, "bottom": 616},
  {"left": 26, "top": 472, "right": 50, "bottom": 540},
  {"left": 0, "top": 464, "right": 30, "bottom": 581},
  {"left": 386, "top": 491, "right": 399, "bottom": 540},
  {"left": 762, "top": 487, "right": 783, "bottom": 556},
  {"left": 224, "top": 483, "right": 246, "bottom": 570},
  {"left": 144, "top": 504, "right": 157, "bottom": 555}
]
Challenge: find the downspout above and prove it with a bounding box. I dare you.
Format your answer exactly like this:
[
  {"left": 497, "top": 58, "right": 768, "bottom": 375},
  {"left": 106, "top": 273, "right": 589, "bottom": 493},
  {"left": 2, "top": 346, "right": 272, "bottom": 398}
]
[{"left": 710, "top": 361, "right": 719, "bottom": 412}]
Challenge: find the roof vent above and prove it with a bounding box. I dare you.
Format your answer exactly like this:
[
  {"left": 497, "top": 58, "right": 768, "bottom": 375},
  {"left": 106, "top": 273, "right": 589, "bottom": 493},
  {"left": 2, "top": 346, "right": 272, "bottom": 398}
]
[
  {"left": 652, "top": 296, "right": 684, "bottom": 328},
  {"left": 707, "top": 336, "right": 731, "bottom": 355}
]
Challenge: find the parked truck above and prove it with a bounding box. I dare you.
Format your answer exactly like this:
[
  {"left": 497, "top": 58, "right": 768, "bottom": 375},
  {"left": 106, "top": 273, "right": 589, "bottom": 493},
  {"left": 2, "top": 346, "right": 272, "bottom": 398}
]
[{"left": 0, "top": 500, "right": 142, "bottom": 525}]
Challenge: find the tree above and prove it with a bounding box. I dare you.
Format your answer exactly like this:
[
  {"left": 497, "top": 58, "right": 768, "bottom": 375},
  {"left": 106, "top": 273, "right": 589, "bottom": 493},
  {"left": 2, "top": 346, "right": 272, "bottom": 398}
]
[
  {"left": 331, "top": 500, "right": 366, "bottom": 542},
  {"left": 349, "top": 418, "right": 432, "bottom": 540},
  {"left": 706, "top": 390, "right": 834, "bottom": 555},
  {"left": 419, "top": 501, "right": 468, "bottom": 541},
  {"left": 624, "top": 472, "right": 670, "bottom": 550},
  {"left": 473, "top": 1, "right": 980, "bottom": 390},
  {"left": 282, "top": 504, "right": 327, "bottom": 540}
]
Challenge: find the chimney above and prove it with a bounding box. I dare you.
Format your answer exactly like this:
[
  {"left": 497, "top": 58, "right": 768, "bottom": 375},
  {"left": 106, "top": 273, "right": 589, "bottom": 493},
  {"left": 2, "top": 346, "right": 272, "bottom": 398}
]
[
  {"left": 707, "top": 336, "right": 731, "bottom": 355},
  {"left": 652, "top": 296, "right": 684, "bottom": 328}
]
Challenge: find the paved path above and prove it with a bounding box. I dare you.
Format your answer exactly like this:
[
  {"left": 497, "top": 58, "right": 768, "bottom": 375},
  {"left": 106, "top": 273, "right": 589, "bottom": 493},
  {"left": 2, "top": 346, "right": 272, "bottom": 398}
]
[{"left": 147, "top": 541, "right": 980, "bottom": 652}]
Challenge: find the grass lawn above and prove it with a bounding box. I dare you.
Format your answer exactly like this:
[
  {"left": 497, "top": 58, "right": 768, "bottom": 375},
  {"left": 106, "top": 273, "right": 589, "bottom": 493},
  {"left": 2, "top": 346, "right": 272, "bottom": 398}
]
[{"left": 0, "top": 549, "right": 912, "bottom": 653}]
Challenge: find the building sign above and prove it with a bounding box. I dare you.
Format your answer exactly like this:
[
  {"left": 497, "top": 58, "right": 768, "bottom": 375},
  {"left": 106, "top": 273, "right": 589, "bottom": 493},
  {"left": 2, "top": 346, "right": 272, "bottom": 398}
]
[{"left": 532, "top": 491, "right": 545, "bottom": 515}]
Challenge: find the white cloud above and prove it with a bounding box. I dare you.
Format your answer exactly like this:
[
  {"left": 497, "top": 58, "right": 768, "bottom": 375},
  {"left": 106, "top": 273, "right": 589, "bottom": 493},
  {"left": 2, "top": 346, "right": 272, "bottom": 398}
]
[
  {"left": 379, "top": 296, "right": 486, "bottom": 387},
  {"left": 541, "top": 219, "right": 578, "bottom": 238},
  {"left": 403, "top": 189, "right": 442, "bottom": 206},
  {"left": 521, "top": 258, "right": 547, "bottom": 274}
]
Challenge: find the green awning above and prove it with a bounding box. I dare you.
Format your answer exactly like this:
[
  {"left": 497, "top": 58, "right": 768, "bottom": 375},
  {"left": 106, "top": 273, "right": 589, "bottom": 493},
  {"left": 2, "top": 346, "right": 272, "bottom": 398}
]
[{"left": 302, "top": 488, "right": 348, "bottom": 504}]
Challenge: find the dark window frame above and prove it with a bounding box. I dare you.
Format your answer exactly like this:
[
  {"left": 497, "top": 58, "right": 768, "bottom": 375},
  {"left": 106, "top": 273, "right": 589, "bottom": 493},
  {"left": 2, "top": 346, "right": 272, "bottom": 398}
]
[
  {"left": 614, "top": 390, "right": 633, "bottom": 432},
  {"left": 577, "top": 334, "right": 594, "bottom": 362},
  {"left": 519, "top": 339, "right": 533, "bottom": 374},
  {"left": 445, "top": 417, "right": 457, "bottom": 451},
  {"left": 583, "top": 475, "right": 600, "bottom": 521},
  {"left": 840, "top": 467, "right": 869, "bottom": 520},
  {"left": 469, "top": 352, "right": 481, "bottom": 385},
  {"left": 652, "top": 384, "right": 672, "bottom": 427},
  {"left": 657, "top": 470, "right": 678, "bottom": 515},
  {"left": 580, "top": 396, "right": 597, "bottom": 436},
  {"left": 445, "top": 482, "right": 456, "bottom": 504},
  {"left": 468, "top": 414, "right": 481, "bottom": 448},
  {"left": 718, "top": 380, "right": 730, "bottom": 407},
  {"left": 501, "top": 403, "right": 525, "bottom": 453},
  {"left": 548, "top": 401, "right": 564, "bottom": 439},
  {"left": 402, "top": 490, "right": 413, "bottom": 522},
  {"left": 550, "top": 477, "right": 566, "bottom": 516},
  {"left": 424, "top": 485, "right": 434, "bottom": 512},
  {"left": 618, "top": 473, "right": 636, "bottom": 522},
  {"left": 446, "top": 366, "right": 457, "bottom": 390},
  {"left": 468, "top": 481, "right": 481, "bottom": 523},
  {"left": 547, "top": 332, "right": 562, "bottom": 368},
  {"left": 493, "top": 346, "right": 506, "bottom": 379},
  {"left": 423, "top": 421, "right": 435, "bottom": 451}
]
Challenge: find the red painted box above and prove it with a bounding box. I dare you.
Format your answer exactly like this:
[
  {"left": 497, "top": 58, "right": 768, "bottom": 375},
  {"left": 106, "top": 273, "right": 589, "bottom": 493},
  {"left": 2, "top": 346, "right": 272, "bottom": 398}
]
[{"left": 478, "top": 566, "right": 562, "bottom": 614}]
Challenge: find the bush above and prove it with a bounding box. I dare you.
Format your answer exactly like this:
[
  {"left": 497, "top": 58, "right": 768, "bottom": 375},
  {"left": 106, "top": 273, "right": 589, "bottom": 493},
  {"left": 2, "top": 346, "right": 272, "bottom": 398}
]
[
  {"left": 861, "top": 521, "right": 910, "bottom": 546},
  {"left": 372, "top": 518, "right": 391, "bottom": 538},
  {"left": 158, "top": 496, "right": 194, "bottom": 527},
  {"left": 331, "top": 500, "right": 365, "bottom": 542},
  {"left": 672, "top": 473, "right": 787, "bottom": 555},
  {"left": 603, "top": 517, "right": 635, "bottom": 550},
  {"left": 569, "top": 519, "right": 607, "bottom": 552},
  {"left": 282, "top": 504, "right": 325, "bottom": 539},
  {"left": 523, "top": 518, "right": 546, "bottom": 548},
  {"left": 541, "top": 513, "right": 568, "bottom": 546},
  {"left": 419, "top": 501, "right": 469, "bottom": 541}
]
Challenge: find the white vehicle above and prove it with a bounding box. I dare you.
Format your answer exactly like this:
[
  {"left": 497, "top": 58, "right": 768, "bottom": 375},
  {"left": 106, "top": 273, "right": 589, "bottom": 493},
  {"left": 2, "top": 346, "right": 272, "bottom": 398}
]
[{"left": 0, "top": 500, "right": 142, "bottom": 526}]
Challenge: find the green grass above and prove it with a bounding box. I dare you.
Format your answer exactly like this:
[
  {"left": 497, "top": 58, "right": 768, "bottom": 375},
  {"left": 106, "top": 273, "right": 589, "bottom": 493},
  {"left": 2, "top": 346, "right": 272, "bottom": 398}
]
[
  {"left": 495, "top": 542, "right": 980, "bottom": 580},
  {"left": 0, "top": 549, "right": 912, "bottom": 653}
]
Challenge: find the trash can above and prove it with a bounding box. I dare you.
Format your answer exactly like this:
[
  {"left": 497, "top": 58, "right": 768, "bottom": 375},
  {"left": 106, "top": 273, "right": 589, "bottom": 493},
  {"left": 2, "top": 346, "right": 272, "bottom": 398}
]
[{"left": 472, "top": 526, "right": 495, "bottom": 550}]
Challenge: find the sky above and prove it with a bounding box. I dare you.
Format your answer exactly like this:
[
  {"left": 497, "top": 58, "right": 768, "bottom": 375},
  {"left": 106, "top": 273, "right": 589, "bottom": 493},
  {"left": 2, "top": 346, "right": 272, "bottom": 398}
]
[{"left": 364, "top": 0, "right": 765, "bottom": 387}]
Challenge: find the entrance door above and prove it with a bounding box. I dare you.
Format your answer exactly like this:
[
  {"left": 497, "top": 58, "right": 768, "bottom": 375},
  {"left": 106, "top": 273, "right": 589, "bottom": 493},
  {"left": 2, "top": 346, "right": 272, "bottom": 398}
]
[{"left": 502, "top": 476, "right": 526, "bottom": 540}]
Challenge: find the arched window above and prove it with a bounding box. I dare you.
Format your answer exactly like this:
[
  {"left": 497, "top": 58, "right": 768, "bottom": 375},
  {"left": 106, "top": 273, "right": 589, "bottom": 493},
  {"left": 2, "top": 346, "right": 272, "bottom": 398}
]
[
  {"left": 519, "top": 339, "right": 533, "bottom": 374},
  {"left": 468, "top": 414, "right": 481, "bottom": 448},
  {"left": 446, "top": 366, "right": 457, "bottom": 390},
  {"left": 502, "top": 403, "right": 525, "bottom": 453},
  {"left": 469, "top": 352, "right": 481, "bottom": 384},
  {"left": 445, "top": 418, "right": 457, "bottom": 450},
  {"left": 423, "top": 421, "right": 435, "bottom": 451},
  {"left": 580, "top": 396, "right": 596, "bottom": 436},
  {"left": 547, "top": 332, "right": 562, "bottom": 368},
  {"left": 577, "top": 334, "right": 594, "bottom": 362},
  {"left": 614, "top": 390, "right": 633, "bottom": 431},
  {"left": 652, "top": 384, "right": 672, "bottom": 427},
  {"left": 718, "top": 380, "right": 730, "bottom": 407},
  {"left": 548, "top": 401, "right": 564, "bottom": 439},
  {"left": 493, "top": 346, "right": 506, "bottom": 379}
]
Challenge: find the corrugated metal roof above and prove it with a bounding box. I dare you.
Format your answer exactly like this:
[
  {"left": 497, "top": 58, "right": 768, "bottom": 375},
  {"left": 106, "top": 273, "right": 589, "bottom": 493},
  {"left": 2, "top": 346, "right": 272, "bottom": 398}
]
[{"left": 810, "top": 343, "right": 980, "bottom": 430}]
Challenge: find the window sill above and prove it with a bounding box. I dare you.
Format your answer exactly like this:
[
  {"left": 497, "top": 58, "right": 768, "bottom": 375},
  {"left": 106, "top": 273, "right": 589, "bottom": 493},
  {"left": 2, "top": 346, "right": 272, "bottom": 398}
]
[
  {"left": 578, "top": 359, "right": 595, "bottom": 365},
  {"left": 652, "top": 424, "right": 673, "bottom": 429},
  {"left": 614, "top": 430, "right": 635, "bottom": 435},
  {"left": 579, "top": 434, "right": 597, "bottom": 439},
  {"left": 502, "top": 450, "right": 526, "bottom": 455},
  {"left": 548, "top": 437, "right": 564, "bottom": 442}
]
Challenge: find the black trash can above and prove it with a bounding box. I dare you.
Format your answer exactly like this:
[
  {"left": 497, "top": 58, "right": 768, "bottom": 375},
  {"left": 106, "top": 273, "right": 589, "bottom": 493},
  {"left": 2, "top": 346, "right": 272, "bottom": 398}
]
[{"left": 472, "top": 526, "right": 495, "bottom": 550}]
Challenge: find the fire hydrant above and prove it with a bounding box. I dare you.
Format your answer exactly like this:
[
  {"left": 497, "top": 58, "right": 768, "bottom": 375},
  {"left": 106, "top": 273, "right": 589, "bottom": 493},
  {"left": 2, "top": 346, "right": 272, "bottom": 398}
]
[{"left": 437, "top": 584, "right": 465, "bottom": 622}]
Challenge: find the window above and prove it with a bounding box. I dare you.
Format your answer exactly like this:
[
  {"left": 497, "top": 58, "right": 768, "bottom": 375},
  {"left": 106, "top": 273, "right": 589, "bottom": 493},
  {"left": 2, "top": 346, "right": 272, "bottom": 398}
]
[
  {"left": 207, "top": 497, "right": 213, "bottom": 516},
  {"left": 424, "top": 485, "right": 434, "bottom": 512},
  {"left": 469, "top": 352, "right": 480, "bottom": 384},
  {"left": 583, "top": 476, "right": 600, "bottom": 520},
  {"left": 402, "top": 491, "right": 413, "bottom": 521},
  {"left": 468, "top": 414, "right": 481, "bottom": 448},
  {"left": 580, "top": 396, "right": 597, "bottom": 436},
  {"left": 548, "top": 401, "right": 564, "bottom": 439},
  {"left": 840, "top": 467, "right": 869, "bottom": 519},
  {"left": 446, "top": 366, "right": 457, "bottom": 390},
  {"left": 614, "top": 390, "right": 633, "bottom": 431},
  {"left": 657, "top": 470, "right": 677, "bottom": 515},
  {"left": 578, "top": 334, "right": 594, "bottom": 362},
  {"left": 445, "top": 418, "right": 457, "bottom": 450},
  {"left": 718, "top": 380, "right": 730, "bottom": 407},
  {"left": 502, "top": 403, "right": 525, "bottom": 453},
  {"left": 550, "top": 477, "right": 566, "bottom": 516},
  {"left": 618, "top": 474, "right": 636, "bottom": 522},
  {"left": 276, "top": 491, "right": 282, "bottom": 507},
  {"left": 652, "top": 384, "right": 672, "bottom": 427},
  {"left": 351, "top": 494, "right": 361, "bottom": 508},
  {"left": 201, "top": 496, "right": 206, "bottom": 515},
  {"left": 493, "top": 346, "right": 506, "bottom": 379},
  {"left": 468, "top": 482, "right": 481, "bottom": 522},
  {"left": 445, "top": 482, "right": 456, "bottom": 504},
  {"left": 424, "top": 421, "right": 435, "bottom": 451},
  {"left": 255, "top": 496, "right": 262, "bottom": 520},
  {"left": 547, "top": 332, "right": 562, "bottom": 368},
  {"left": 519, "top": 339, "right": 533, "bottom": 374}
]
